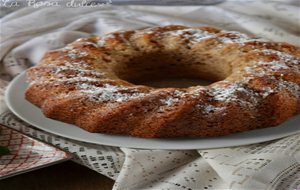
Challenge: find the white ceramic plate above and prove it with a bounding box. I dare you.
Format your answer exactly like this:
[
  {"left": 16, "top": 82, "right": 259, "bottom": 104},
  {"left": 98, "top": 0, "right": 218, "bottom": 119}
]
[{"left": 4, "top": 72, "right": 300, "bottom": 150}]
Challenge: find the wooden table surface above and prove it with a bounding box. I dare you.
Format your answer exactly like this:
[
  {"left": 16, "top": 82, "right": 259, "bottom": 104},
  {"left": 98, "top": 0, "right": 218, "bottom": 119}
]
[{"left": 0, "top": 161, "right": 114, "bottom": 190}]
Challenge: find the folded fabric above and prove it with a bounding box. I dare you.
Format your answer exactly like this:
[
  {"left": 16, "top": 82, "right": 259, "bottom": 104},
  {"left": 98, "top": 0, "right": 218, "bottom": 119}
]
[{"left": 0, "top": 1, "right": 299, "bottom": 189}]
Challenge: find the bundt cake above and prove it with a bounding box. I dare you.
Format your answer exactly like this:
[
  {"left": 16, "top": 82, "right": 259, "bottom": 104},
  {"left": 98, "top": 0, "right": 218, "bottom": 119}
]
[{"left": 25, "top": 25, "right": 300, "bottom": 138}]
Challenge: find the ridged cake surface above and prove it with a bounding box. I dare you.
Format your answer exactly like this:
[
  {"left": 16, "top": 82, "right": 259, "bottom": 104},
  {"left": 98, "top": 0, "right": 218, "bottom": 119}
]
[{"left": 25, "top": 25, "right": 300, "bottom": 138}]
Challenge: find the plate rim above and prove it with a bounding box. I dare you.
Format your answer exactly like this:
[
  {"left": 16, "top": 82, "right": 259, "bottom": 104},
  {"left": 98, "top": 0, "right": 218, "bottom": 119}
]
[{"left": 4, "top": 71, "right": 300, "bottom": 150}]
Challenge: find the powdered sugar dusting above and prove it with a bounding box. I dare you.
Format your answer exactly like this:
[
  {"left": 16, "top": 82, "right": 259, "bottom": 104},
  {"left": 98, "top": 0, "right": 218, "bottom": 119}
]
[
  {"left": 217, "top": 31, "right": 264, "bottom": 44},
  {"left": 243, "top": 49, "right": 298, "bottom": 76},
  {"left": 241, "top": 64, "right": 300, "bottom": 98},
  {"left": 62, "top": 61, "right": 90, "bottom": 69},
  {"left": 165, "top": 28, "right": 212, "bottom": 44},
  {"left": 257, "top": 60, "right": 289, "bottom": 70},
  {"left": 218, "top": 31, "right": 250, "bottom": 43},
  {"left": 162, "top": 96, "right": 175, "bottom": 106},
  {"left": 49, "top": 63, "right": 104, "bottom": 77},
  {"left": 30, "top": 75, "right": 101, "bottom": 86},
  {"left": 157, "top": 90, "right": 188, "bottom": 112},
  {"left": 258, "top": 49, "right": 299, "bottom": 65},
  {"left": 208, "top": 82, "right": 260, "bottom": 108},
  {"left": 158, "top": 96, "right": 177, "bottom": 113},
  {"left": 210, "top": 83, "right": 242, "bottom": 101},
  {"left": 95, "top": 27, "right": 269, "bottom": 51},
  {"left": 77, "top": 83, "right": 145, "bottom": 103},
  {"left": 29, "top": 62, "right": 105, "bottom": 86},
  {"left": 260, "top": 87, "right": 275, "bottom": 98},
  {"left": 164, "top": 28, "right": 267, "bottom": 48},
  {"left": 277, "top": 79, "right": 300, "bottom": 98},
  {"left": 97, "top": 32, "right": 131, "bottom": 47},
  {"left": 64, "top": 46, "right": 88, "bottom": 59},
  {"left": 259, "top": 78, "right": 300, "bottom": 98}
]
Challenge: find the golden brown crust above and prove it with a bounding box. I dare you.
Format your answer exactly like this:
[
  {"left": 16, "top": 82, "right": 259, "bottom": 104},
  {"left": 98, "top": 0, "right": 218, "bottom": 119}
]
[{"left": 25, "top": 25, "right": 300, "bottom": 138}]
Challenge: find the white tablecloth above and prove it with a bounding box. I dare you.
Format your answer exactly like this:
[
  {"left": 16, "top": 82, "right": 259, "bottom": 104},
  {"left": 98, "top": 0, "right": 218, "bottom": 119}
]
[{"left": 0, "top": 1, "right": 300, "bottom": 189}]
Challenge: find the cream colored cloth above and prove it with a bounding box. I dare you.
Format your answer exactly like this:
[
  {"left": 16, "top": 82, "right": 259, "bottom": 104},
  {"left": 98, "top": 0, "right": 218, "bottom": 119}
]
[{"left": 0, "top": 1, "right": 300, "bottom": 189}]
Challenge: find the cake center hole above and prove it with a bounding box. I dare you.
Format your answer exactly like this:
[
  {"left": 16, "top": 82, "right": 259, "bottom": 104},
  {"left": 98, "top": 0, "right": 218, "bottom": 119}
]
[
  {"left": 113, "top": 52, "right": 231, "bottom": 88},
  {"left": 134, "top": 77, "right": 214, "bottom": 88}
]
